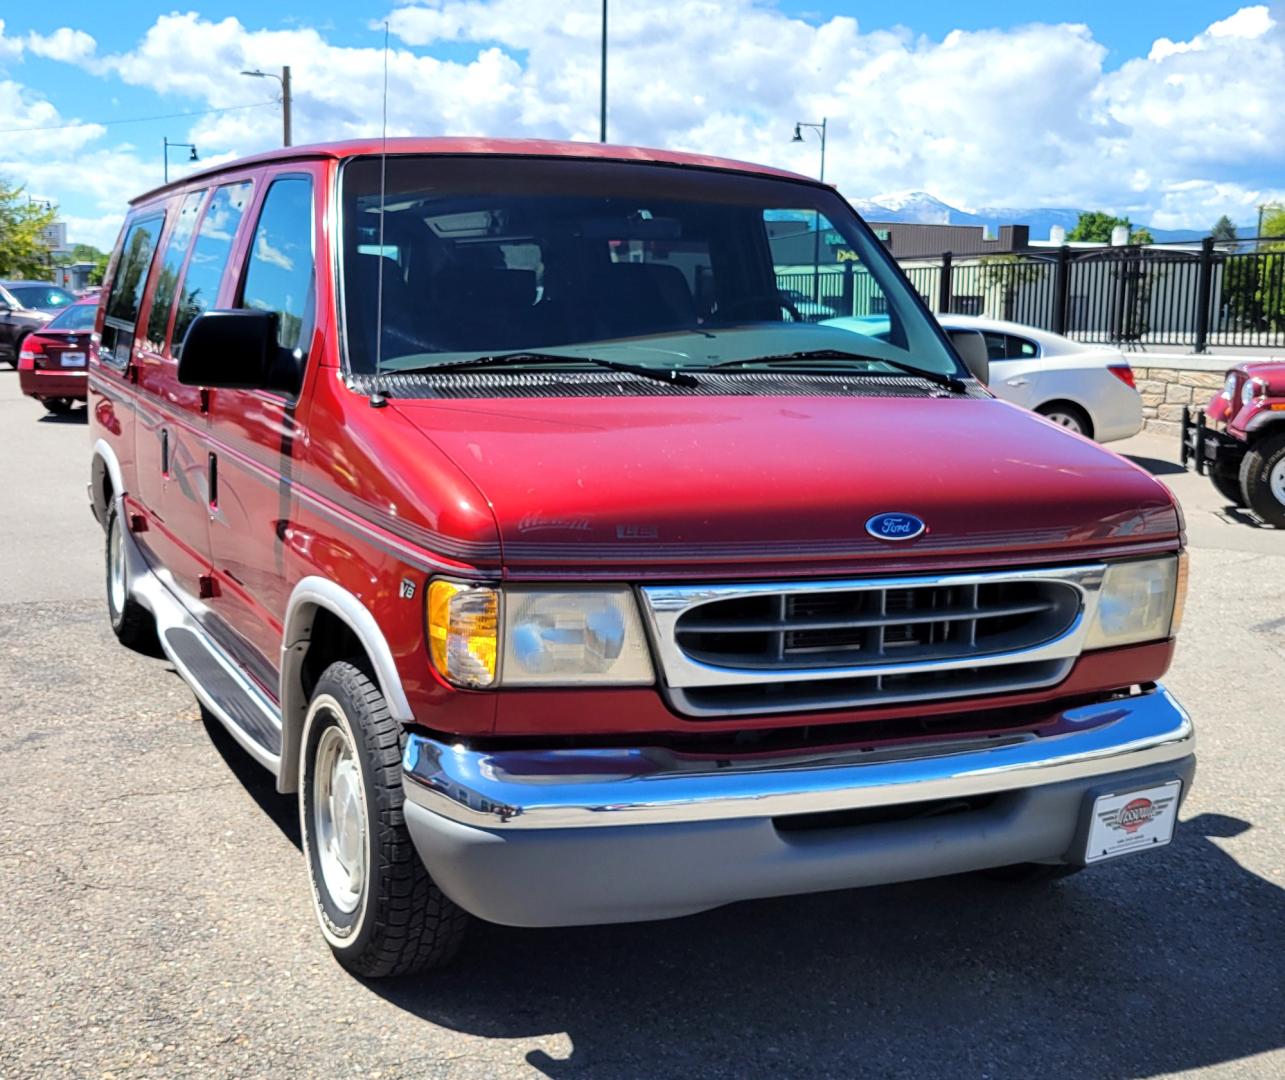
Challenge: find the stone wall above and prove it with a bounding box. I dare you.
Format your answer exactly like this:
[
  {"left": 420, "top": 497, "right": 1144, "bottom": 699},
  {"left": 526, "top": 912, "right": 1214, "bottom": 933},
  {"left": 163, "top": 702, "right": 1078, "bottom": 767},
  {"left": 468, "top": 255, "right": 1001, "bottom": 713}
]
[{"left": 1134, "top": 366, "right": 1225, "bottom": 438}]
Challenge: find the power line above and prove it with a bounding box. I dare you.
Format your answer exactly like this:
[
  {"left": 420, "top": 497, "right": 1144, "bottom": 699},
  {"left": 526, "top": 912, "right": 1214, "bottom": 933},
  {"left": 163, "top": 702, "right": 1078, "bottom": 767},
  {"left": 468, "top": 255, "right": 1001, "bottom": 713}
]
[{"left": 0, "top": 99, "right": 278, "bottom": 136}]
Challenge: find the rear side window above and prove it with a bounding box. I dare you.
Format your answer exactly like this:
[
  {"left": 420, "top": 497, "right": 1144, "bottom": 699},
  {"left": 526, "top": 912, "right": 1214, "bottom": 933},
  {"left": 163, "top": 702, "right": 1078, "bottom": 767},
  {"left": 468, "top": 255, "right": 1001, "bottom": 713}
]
[
  {"left": 172, "top": 181, "right": 253, "bottom": 354},
  {"left": 102, "top": 215, "right": 163, "bottom": 366},
  {"left": 146, "top": 190, "right": 207, "bottom": 351},
  {"left": 240, "top": 176, "right": 315, "bottom": 364}
]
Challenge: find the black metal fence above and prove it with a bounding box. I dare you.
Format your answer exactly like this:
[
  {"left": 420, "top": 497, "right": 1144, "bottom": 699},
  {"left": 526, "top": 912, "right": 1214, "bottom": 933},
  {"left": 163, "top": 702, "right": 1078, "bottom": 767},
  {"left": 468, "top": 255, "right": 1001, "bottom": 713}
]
[
  {"left": 776, "top": 237, "right": 1285, "bottom": 350},
  {"left": 914, "top": 239, "right": 1285, "bottom": 351}
]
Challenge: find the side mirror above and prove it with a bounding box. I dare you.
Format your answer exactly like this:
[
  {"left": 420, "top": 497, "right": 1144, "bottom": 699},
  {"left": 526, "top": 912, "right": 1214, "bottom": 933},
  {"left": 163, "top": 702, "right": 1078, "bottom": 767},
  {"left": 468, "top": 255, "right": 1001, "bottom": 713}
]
[
  {"left": 178, "top": 309, "right": 285, "bottom": 390},
  {"left": 947, "top": 329, "right": 989, "bottom": 385}
]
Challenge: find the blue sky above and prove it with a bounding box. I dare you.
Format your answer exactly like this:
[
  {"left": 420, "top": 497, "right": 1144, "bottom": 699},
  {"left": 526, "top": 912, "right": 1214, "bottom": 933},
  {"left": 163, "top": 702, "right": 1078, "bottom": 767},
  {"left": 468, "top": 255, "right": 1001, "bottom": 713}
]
[{"left": 1, "top": 2, "right": 1281, "bottom": 249}]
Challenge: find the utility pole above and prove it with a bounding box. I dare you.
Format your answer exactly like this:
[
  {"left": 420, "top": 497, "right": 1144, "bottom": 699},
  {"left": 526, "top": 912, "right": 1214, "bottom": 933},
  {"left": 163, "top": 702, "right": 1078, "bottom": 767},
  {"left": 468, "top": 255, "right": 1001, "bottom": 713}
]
[
  {"left": 599, "top": 0, "right": 608, "bottom": 142},
  {"left": 282, "top": 65, "right": 293, "bottom": 147}
]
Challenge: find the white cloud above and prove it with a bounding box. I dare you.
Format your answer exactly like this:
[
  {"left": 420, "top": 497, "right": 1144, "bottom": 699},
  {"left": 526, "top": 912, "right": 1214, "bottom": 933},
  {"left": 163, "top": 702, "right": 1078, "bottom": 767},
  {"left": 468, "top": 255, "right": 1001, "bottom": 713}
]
[{"left": 2, "top": 3, "right": 1284, "bottom": 248}]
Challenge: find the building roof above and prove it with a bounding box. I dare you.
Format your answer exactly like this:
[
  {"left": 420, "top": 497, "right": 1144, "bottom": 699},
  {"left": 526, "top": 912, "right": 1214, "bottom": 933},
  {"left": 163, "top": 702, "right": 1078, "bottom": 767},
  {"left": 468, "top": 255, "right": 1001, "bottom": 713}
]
[{"left": 132, "top": 136, "right": 817, "bottom": 206}]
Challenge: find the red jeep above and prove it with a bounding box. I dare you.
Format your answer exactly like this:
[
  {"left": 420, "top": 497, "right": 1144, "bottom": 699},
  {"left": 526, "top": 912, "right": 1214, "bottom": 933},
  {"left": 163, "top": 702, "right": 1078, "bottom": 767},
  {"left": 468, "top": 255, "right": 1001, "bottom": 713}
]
[
  {"left": 89, "top": 139, "right": 1194, "bottom": 977},
  {"left": 1182, "top": 361, "right": 1285, "bottom": 526}
]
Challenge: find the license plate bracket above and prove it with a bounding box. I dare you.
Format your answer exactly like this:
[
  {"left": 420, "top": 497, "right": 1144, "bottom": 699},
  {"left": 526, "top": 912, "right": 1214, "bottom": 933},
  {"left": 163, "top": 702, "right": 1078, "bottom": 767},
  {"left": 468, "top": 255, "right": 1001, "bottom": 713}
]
[{"left": 1072, "top": 779, "right": 1182, "bottom": 865}]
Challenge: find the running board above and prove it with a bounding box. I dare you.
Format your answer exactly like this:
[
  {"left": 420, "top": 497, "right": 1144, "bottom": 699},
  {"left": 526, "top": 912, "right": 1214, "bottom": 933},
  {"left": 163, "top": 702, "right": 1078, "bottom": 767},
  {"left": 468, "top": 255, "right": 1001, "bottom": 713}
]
[{"left": 122, "top": 519, "right": 283, "bottom": 775}]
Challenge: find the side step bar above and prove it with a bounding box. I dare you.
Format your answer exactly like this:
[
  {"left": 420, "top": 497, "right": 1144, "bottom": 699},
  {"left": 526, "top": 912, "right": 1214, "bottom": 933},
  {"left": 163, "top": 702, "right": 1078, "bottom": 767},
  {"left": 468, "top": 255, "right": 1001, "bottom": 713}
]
[{"left": 121, "top": 510, "right": 283, "bottom": 775}]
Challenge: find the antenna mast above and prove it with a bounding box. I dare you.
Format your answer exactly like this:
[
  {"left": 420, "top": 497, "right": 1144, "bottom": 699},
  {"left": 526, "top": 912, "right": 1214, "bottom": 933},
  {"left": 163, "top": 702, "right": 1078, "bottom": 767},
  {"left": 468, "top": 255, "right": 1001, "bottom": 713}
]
[{"left": 369, "top": 22, "right": 391, "bottom": 408}]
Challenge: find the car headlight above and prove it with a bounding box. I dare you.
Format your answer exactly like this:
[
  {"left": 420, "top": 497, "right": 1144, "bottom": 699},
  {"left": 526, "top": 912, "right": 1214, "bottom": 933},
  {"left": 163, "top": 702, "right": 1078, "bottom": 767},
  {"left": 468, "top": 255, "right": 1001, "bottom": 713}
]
[
  {"left": 1085, "top": 554, "right": 1187, "bottom": 649},
  {"left": 427, "top": 580, "right": 499, "bottom": 688},
  {"left": 1241, "top": 378, "right": 1263, "bottom": 406},
  {"left": 426, "top": 582, "right": 654, "bottom": 687}
]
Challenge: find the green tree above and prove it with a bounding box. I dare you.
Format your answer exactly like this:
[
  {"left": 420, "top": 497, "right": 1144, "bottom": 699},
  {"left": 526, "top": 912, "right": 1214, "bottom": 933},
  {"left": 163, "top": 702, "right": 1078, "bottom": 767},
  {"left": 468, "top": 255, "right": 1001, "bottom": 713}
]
[
  {"left": 1067, "top": 211, "right": 1153, "bottom": 246},
  {"left": 1211, "top": 215, "right": 1237, "bottom": 242},
  {"left": 0, "top": 178, "right": 58, "bottom": 278}
]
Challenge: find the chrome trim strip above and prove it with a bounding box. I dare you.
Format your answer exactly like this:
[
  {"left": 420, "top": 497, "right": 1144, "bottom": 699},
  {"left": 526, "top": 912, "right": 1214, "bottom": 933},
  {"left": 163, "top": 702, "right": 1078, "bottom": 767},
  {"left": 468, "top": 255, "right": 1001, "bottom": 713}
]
[
  {"left": 402, "top": 685, "right": 1193, "bottom": 830},
  {"left": 639, "top": 564, "right": 1105, "bottom": 689}
]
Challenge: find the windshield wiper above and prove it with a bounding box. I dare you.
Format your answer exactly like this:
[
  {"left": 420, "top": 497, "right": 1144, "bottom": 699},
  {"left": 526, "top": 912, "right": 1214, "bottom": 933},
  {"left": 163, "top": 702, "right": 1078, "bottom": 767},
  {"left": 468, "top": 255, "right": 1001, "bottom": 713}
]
[
  {"left": 708, "top": 350, "right": 967, "bottom": 393},
  {"left": 394, "top": 351, "right": 699, "bottom": 388}
]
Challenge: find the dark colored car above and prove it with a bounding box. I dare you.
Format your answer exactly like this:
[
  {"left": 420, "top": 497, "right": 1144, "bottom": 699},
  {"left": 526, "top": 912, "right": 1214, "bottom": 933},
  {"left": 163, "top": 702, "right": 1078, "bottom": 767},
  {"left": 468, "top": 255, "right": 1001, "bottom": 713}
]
[
  {"left": 18, "top": 295, "right": 97, "bottom": 413},
  {"left": 0, "top": 284, "right": 54, "bottom": 367},
  {"left": 1, "top": 280, "right": 76, "bottom": 313}
]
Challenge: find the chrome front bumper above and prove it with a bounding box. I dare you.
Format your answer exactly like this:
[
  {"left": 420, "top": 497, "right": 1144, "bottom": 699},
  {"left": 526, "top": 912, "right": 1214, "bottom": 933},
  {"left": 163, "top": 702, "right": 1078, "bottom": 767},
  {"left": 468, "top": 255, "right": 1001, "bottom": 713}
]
[{"left": 402, "top": 684, "right": 1192, "bottom": 830}]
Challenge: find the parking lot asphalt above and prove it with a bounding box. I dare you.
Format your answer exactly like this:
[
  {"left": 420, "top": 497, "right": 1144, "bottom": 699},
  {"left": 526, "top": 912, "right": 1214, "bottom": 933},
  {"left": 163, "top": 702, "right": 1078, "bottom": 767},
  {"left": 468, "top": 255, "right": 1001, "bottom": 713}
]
[{"left": 2, "top": 371, "right": 1283, "bottom": 1080}]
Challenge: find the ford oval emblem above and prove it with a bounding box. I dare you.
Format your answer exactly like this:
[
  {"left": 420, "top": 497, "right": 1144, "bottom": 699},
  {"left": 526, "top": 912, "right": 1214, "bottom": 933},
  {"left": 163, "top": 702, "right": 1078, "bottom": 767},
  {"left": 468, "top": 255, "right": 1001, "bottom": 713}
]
[{"left": 865, "top": 512, "right": 926, "bottom": 541}]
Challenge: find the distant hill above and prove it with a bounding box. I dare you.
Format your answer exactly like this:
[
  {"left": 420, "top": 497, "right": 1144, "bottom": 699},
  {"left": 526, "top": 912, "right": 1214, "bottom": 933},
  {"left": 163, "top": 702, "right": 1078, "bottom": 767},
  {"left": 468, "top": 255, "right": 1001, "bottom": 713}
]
[{"left": 847, "top": 189, "right": 1250, "bottom": 243}]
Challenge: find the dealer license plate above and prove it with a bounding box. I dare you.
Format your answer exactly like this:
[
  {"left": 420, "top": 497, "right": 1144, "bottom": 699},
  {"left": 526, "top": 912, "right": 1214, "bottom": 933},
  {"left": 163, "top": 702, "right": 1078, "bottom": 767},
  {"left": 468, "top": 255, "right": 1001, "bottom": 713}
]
[
  {"left": 61, "top": 352, "right": 86, "bottom": 368},
  {"left": 1083, "top": 780, "right": 1181, "bottom": 864}
]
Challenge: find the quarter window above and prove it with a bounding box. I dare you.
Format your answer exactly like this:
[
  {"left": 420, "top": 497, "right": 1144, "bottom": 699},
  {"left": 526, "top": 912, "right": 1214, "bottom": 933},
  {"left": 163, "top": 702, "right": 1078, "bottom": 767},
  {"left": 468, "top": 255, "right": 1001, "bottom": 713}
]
[
  {"left": 146, "top": 190, "right": 207, "bottom": 351},
  {"left": 171, "top": 181, "right": 253, "bottom": 354},
  {"left": 240, "top": 176, "right": 315, "bottom": 366},
  {"left": 102, "top": 215, "right": 163, "bottom": 367}
]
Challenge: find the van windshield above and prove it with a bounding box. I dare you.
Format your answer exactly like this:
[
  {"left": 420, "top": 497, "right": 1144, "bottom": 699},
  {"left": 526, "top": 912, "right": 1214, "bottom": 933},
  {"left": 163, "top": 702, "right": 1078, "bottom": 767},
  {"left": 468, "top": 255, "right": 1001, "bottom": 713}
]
[{"left": 339, "top": 155, "right": 961, "bottom": 379}]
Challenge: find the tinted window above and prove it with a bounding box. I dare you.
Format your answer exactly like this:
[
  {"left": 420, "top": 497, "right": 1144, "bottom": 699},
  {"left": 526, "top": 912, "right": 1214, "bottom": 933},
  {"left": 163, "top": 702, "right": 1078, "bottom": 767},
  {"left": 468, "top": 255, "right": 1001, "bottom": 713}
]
[
  {"left": 1008, "top": 335, "right": 1038, "bottom": 359},
  {"left": 172, "top": 181, "right": 252, "bottom": 353},
  {"left": 8, "top": 284, "right": 73, "bottom": 310},
  {"left": 102, "top": 215, "right": 163, "bottom": 366},
  {"left": 339, "top": 157, "right": 958, "bottom": 379},
  {"left": 147, "top": 190, "right": 206, "bottom": 350},
  {"left": 241, "top": 177, "right": 315, "bottom": 364},
  {"left": 45, "top": 303, "right": 98, "bottom": 331},
  {"left": 981, "top": 331, "right": 1008, "bottom": 362}
]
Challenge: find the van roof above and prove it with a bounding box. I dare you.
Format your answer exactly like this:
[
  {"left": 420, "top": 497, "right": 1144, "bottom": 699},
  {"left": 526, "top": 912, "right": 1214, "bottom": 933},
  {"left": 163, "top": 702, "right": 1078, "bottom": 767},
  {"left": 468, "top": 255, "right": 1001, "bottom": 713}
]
[{"left": 130, "top": 136, "right": 817, "bottom": 206}]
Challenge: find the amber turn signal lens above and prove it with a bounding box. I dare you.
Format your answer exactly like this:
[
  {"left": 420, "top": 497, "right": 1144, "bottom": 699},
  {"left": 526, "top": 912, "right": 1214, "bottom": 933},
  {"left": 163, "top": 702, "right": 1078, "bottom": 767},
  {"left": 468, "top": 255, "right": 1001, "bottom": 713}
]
[{"left": 427, "top": 580, "right": 499, "bottom": 688}]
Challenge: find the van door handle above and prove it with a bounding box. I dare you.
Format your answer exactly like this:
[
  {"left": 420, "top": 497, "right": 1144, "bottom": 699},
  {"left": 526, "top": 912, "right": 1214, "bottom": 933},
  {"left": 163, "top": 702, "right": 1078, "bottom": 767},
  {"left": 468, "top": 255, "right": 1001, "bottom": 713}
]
[
  {"left": 207, "top": 452, "right": 218, "bottom": 511},
  {"left": 161, "top": 429, "right": 169, "bottom": 476}
]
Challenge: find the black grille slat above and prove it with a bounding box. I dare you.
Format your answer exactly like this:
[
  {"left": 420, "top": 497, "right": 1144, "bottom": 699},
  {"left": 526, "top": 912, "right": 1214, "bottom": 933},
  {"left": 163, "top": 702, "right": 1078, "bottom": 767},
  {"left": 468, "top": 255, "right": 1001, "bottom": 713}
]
[{"left": 673, "top": 580, "right": 1080, "bottom": 676}]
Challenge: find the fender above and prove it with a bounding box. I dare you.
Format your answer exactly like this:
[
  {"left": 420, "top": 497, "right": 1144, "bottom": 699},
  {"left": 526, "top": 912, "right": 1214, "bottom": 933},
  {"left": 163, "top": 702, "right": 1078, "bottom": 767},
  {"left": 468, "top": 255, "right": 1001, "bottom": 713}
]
[
  {"left": 278, "top": 575, "right": 415, "bottom": 793},
  {"left": 90, "top": 437, "right": 126, "bottom": 527}
]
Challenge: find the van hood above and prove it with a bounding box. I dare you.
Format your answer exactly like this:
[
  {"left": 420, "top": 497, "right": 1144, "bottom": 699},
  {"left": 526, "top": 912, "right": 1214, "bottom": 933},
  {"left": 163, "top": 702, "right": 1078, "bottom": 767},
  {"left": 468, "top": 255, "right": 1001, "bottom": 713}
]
[{"left": 391, "top": 393, "right": 1179, "bottom": 578}]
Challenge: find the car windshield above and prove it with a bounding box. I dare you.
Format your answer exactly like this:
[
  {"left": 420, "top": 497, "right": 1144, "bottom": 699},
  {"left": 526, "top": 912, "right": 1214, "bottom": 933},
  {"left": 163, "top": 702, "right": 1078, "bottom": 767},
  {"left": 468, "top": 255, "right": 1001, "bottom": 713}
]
[
  {"left": 6, "top": 284, "right": 73, "bottom": 311},
  {"left": 339, "top": 155, "right": 961, "bottom": 379},
  {"left": 44, "top": 302, "right": 98, "bottom": 331}
]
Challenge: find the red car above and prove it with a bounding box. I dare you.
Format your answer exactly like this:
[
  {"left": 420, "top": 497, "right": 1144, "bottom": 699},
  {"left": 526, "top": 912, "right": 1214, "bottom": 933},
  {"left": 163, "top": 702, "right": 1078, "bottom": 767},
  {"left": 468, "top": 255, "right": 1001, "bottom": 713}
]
[
  {"left": 17, "top": 295, "right": 97, "bottom": 414},
  {"left": 1182, "top": 360, "right": 1285, "bottom": 526},
  {"left": 89, "top": 138, "right": 1194, "bottom": 977}
]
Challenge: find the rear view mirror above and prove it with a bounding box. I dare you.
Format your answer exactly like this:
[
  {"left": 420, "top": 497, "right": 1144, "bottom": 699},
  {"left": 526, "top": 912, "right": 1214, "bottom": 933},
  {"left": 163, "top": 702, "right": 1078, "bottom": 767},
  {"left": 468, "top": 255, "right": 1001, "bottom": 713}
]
[
  {"left": 178, "top": 309, "right": 285, "bottom": 390},
  {"left": 947, "top": 329, "right": 989, "bottom": 385}
]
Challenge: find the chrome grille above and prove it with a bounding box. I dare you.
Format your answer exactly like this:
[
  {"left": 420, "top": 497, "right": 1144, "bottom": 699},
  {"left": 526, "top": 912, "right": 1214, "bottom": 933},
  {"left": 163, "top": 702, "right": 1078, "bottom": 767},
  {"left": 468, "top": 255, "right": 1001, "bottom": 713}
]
[{"left": 640, "top": 566, "right": 1104, "bottom": 718}]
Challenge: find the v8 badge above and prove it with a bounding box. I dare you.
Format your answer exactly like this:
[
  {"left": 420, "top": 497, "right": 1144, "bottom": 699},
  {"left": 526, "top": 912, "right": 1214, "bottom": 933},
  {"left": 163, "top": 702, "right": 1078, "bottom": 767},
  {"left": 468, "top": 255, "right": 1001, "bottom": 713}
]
[{"left": 399, "top": 578, "right": 417, "bottom": 600}]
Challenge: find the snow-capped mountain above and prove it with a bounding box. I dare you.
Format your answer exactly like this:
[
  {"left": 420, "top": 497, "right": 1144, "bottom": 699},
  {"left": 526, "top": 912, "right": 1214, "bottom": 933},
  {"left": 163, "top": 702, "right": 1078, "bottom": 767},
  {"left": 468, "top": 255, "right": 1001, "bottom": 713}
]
[{"left": 847, "top": 190, "right": 1216, "bottom": 243}]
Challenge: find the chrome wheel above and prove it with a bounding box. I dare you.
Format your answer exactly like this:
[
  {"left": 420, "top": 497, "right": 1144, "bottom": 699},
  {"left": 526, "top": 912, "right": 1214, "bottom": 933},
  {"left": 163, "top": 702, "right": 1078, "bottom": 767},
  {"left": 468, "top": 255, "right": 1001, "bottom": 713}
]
[
  {"left": 311, "top": 718, "right": 368, "bottom": 915},
  {"left": 108, "top": 513, "right": 126, "bottom": 618},
  {"left": 1271, "top": 458, "right": 1285, "bottom": 506},
  {"left": 1042, "top": 410, "right": 1085, "bottom": 435}
]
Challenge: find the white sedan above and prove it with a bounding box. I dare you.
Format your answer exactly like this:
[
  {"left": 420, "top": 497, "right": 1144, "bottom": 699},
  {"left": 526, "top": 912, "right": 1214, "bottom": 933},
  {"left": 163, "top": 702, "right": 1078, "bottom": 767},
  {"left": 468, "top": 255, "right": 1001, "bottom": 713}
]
[{"left": 823, "top": 313, "right": 1143, "bottom": 443}]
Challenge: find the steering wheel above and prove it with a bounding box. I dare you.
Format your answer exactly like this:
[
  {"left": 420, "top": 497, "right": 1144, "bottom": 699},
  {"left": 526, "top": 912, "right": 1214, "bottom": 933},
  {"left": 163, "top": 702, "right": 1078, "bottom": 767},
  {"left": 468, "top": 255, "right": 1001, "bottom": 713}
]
[{"left": 717, "top": 293, "right": 804, "bottom": 322}]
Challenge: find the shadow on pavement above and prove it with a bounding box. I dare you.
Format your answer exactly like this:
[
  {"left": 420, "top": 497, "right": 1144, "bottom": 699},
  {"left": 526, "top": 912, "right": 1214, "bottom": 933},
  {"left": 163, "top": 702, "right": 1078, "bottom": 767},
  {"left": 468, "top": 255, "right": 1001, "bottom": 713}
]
[
  {"left": 36, "top": 407, "right": 88, "bottom": 425},
  {"left": 197, "top": 691, "right": 1284, "bottom": 1077},
  {"left": 363, "top": 813, "right": 1282, "bottom": 1079},
  {"left": 1124, "top": 453, "right": 1185, "bottom": 476}
]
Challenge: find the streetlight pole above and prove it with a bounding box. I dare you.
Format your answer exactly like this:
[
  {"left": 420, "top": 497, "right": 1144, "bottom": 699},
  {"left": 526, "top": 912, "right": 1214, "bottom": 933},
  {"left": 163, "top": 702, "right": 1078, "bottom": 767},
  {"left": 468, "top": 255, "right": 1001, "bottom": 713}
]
[
  {"left": 599, "top": 0, "right": 608, "bottom": 143},
  {"left": 793, "top": 118, "right": 828, "bottom": 301},
  {"left": 241, "top": 65, "right": 293, "bottom": 146},
  {"left": 163, "top": 137, "right": 199, "bottom": 184}
]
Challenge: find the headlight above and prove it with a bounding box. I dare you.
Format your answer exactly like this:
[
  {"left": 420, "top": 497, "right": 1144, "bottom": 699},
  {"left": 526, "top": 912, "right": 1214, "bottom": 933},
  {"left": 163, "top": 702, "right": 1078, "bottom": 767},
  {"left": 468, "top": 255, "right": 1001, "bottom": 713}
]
[
  {"left": 1085, "top": 554, "right": 1186, "bottom": 649},
  {"left": 1241, "top": 378, "right": 1263, "bottom": 406},
  {"left": 426, "top": 582, "right": 654, "bottom": 687},
  {"left": 427, "top": 580, "right": 499, "bottom": 688},
  {"left": 503, "top": 588, "right": 653, "bottom": 685}
]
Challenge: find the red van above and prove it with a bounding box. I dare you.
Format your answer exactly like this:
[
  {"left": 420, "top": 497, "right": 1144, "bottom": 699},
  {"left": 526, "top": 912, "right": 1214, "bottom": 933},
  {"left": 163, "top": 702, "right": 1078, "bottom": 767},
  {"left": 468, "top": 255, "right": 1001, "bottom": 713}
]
[{"left": 89, "top": 139, "right": 1195, "bottom": 977}]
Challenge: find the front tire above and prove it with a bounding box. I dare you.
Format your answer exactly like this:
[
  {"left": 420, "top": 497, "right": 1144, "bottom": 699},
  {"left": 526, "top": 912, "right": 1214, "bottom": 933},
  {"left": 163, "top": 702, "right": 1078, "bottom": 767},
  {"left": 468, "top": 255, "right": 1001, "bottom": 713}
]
[
  {"left": 1210, "top": 460, "right": 1247, "bottom": 507},
  {"left": 105, "top": 503, "right": 157, "bottom": 651},
  {"left": 300, "top": 661, "right": 468, "bottom": 977},
  {"left": 1239, "top": 433, "right": 1285, "bottom": 528}
]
